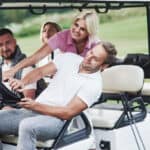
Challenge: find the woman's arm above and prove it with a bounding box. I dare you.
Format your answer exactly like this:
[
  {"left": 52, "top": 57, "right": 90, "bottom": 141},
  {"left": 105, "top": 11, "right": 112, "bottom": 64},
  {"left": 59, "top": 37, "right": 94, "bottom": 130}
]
[
  {"left": 9, "top": 61, "right": 57, "bottom": 90},
  {"left": 3, "top": 43, "right": 53, "bottom": 81}
]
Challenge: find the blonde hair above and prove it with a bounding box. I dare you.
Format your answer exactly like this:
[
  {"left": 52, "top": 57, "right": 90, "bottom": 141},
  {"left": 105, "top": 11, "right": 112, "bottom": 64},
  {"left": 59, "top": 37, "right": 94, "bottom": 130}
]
[
  {"left": 40, "top": 21, "right": 61, "bottom": 42},
  {"left": 73, "top": 10, "right": 100, "bottom": 43}
]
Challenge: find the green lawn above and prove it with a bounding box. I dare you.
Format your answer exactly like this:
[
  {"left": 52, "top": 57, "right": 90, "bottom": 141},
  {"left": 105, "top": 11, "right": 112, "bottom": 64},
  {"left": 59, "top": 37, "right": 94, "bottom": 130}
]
[
  {"left": 100, "top": 16, "right": 148, "bottom": 56},
  {"left": 17, "top": 34, "right": 41, "bottom": 56},
  {"left": 17, "top": 15, "right": 148, "bottom": 57}
]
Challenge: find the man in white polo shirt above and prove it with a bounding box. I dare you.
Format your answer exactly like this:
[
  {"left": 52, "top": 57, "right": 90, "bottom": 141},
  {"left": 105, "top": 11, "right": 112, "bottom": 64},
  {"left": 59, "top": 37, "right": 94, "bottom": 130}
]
[{"left": 0, "top": 41, "right": 117, "bottom": 150}]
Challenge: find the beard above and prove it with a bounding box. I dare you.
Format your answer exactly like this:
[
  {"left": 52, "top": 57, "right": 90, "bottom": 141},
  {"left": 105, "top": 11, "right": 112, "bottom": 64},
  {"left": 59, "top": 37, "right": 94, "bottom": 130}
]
[
  {"left": 80, "top": 62, "right": 100, "bottom": 73},
  {"left": 1, "top": 49, "right": 16, "bottom": 60}
]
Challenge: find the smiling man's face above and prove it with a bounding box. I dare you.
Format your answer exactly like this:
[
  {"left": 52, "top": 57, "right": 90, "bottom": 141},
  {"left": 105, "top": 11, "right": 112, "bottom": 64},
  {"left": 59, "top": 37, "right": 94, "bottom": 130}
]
[
  {"left": 0, "top": 33, "right": 16, "bottom": 60},
  {"left": 81, "top": 44, "right": 108, "bottom": 72}
]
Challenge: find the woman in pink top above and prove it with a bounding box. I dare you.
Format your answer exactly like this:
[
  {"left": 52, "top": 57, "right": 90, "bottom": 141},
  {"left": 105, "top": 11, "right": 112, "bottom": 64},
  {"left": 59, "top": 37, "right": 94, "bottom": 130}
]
[
  {"left": 48, "top": 11, "right": 100, "bottom": 57},
  {"left": 4, "top": 11, "right": 100, "bottom": 80}
]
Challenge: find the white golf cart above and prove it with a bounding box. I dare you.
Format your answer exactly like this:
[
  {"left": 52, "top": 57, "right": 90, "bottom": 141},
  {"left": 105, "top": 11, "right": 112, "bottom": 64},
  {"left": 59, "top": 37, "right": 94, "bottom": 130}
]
[{"left": 1, "top": 1, "right": 150, "bottom": 150}]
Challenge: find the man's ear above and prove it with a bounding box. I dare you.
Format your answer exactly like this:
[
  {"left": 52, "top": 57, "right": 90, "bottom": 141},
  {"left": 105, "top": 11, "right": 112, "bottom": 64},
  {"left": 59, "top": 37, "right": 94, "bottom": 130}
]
[
  {"left": 13, "top": 38, "right": 17, "bottom": 45},
  {"left": 99, "top": 64, "right": 109, "bottom": 72},
  {"left": 14, "top": 38, "right": 17, "bottom": 43}
]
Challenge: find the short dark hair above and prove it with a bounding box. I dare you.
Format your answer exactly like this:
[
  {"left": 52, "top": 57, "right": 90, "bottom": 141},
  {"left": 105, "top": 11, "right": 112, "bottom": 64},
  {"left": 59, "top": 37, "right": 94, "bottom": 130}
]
[
  {"left": 0, "top": 28, "right": 14, "bottom": 37},
  {"left": 43, "top": 22, "right": 62, "bottom": 32},
  {"left": 100, "top": 41, "right": 117, "bottom": 65}
]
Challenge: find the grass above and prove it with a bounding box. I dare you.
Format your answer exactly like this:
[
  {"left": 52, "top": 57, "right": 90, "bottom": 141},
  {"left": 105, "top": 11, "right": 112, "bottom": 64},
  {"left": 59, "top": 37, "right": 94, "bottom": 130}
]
[
  {"left": 100, "top": 15, "right": 148, "bottom": 56},
  {"left": 17, "top": 34, "right": 41, "bottom": 56},
  {"left": 17, "top": 15, "right": 148, "bottom": 57}
]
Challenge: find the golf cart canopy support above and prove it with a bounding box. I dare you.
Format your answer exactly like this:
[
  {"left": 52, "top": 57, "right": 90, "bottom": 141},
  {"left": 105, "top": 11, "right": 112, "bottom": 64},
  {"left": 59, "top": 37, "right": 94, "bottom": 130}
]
[
  {"left": 0, "top": 1, "right": 149, "bottom": 11},
  {"left": 0, "top": 0, "right": 150, "bottom": 54}
]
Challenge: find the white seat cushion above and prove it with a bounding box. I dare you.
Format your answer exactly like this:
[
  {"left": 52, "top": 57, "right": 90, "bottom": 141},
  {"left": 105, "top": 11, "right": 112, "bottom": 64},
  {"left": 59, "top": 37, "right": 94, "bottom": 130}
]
[
  {"left": 88, "top": 108, "right": 122, "bottom": 128},
  {"left": 0, "top": 135, "right": 54, "bottom": 148},
  {"left": 102, "top": 65, "right": 144, "bottom": 93},
  {"left": 142, "top": 82, "right": 150, "bottom": 96},
  {"left": 102, "top": 90, "right": 120, "bottom": 94}
]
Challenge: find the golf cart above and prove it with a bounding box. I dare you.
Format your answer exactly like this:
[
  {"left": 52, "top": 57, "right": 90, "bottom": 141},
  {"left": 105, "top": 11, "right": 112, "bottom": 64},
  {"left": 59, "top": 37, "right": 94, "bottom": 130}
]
[{"left": 0, "top": 1, "right": 150, "bottom": 150}]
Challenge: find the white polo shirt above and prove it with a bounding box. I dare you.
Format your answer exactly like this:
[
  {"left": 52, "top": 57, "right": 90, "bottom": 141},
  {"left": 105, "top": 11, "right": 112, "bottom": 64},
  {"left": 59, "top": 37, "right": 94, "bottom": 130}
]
[
  {"left": 36, "top": 48, "right": 62, "bottom": 84},
  {"left": 36, "top": 53, "right": 102, "bottom": 107}
]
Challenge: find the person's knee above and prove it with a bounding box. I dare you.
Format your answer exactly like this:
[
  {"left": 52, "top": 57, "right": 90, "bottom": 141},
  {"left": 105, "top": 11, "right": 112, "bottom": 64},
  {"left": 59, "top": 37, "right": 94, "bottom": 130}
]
[{"left": 19, "top": 118, "right": 35, "bottom": 136}]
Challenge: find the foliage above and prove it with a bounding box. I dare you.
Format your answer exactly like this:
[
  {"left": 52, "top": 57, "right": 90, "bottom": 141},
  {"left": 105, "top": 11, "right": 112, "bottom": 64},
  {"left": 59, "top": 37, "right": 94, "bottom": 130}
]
[
  {"left": 0, "top": 9, "right": 72, "bottom": 27},
  {"left": 0, "top": 10, "right": 31, "bottom": 26},
  {"left": 99, "top": 8, "right": 146, "bottom": 24},
  {"left": 15, "top": 24, "right": 40, "bottom": 37}
]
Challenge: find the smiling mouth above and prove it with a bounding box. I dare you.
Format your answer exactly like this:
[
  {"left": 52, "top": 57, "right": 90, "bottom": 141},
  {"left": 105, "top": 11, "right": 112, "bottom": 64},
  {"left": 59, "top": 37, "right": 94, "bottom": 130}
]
[
  {"left": 72, "top": 30, "right": 79, "bottom": 35},
  {"left": 73, "top": 33, "right": 79, "bottom": 37},
  {"left": 4, "top": 51, "right": 11, "bottom": 55}
]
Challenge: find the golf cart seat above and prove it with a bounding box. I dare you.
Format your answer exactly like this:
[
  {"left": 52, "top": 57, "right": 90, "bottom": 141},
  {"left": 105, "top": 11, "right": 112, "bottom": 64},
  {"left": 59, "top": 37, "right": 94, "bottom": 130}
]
[
  {"left": 141, "top": 82, "right": 150, "bottom": 104},
  {"left": 102, "top": 64, "right": 144, "bottom": 93},
  {"left": 89, "top": 65, "right": 146, "bottom": 129},
  {"left": 0, "top": 112, "right": 94, "bottom": 150},
  {"left": 0, "top": 135, "right": 55, "bottom": 148},
  {"left": 88, "top": 108, "right": 123, "bottom": 128},
  {"left": 99, "top": 65, "right": 144, "bottom": 102},
  {"left": 122, "top": 53, "right": 150, "bottom": 103},
  {"left": 142, "top": 82, "right": 150, "bottom": 96}
]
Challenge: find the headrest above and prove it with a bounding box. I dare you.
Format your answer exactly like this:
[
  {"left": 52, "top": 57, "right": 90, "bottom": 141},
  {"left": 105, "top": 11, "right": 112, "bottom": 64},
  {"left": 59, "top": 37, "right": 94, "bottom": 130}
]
[{"left": 101, "top": 65, "right": 144, "bottom": 93}]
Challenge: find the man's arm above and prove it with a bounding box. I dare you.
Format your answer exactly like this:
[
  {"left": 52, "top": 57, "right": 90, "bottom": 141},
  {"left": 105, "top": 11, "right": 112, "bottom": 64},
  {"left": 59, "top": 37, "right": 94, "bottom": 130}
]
[
  {"left": 9, "top": 61, "right": 57, "bottom": 90},
  {"left": 3, "top": 43, "right": 52, "bottom": 81},
  {"left": 21, "top": 66, "right": 37, "bottom": 99},
  {"left": 18, "top": 96, "right": 88, "bottom": 120}
]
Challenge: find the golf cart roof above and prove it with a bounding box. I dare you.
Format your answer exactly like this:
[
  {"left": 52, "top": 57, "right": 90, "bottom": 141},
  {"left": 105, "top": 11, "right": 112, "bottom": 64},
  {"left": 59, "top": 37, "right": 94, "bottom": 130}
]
[
  {"left": 0, "top": 0, "right": 150, "bottom": 54},
  {"left": 0, "top": 1, "right": 149, "bottom": 10}
]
